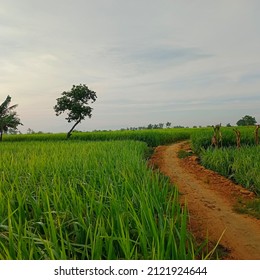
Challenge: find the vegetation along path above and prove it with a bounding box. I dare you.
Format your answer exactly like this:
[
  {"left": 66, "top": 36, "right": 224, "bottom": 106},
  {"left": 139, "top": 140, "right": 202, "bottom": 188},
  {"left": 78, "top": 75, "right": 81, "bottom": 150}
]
[{"left": 149, "top": 141, "right": 260, "bottom": 260}]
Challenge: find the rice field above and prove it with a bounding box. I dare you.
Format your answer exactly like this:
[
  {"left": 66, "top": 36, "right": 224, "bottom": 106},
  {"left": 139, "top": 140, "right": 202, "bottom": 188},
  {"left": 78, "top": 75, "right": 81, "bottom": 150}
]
[
  {"left": 191, "top": 126, "right": 260, "bottom": 195},
  {"left": 0, "top": 140, "right": 197, "bottom": 260},
  {"left": 200, "top": 146, "right": 260, "bottom": 195},
  {"left": 191, "top": 126, "right": 256, "bottom": 154},
  {"left": 2, "top": 125, "right": 259, "bottom": 260},
  {"left": 4, "top": 128, "right": 193, "bottom": 147}
]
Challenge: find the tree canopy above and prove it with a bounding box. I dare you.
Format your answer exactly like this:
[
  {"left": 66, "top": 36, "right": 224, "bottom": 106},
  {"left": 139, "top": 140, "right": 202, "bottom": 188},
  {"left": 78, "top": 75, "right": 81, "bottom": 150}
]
[
  {"left": 54, "top": 84, "right": 97, "bottom": 138},
  {"left": 236, "top": 115, "right": 257, "bottom": 126},
  {"left": 0, "top": 95, "right": 22, "bottom": 141}
]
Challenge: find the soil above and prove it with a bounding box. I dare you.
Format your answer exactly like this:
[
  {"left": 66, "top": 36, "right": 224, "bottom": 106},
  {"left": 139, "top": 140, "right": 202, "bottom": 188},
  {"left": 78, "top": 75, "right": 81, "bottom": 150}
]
[{"left": 149, "top": 141, "right": 260, "bottom": 260}]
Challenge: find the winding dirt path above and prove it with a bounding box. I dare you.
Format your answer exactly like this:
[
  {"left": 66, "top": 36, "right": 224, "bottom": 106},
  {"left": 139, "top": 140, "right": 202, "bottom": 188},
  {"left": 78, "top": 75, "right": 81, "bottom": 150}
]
[{"left": 149, "top": 141, "right": 260, "bottom": 260}]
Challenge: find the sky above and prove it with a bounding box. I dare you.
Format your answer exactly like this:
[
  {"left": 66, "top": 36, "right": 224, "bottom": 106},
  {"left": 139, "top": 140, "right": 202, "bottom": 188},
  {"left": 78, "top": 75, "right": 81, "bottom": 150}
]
[{"left": 1, "top": 0, "right": 260, "bottom": 133}]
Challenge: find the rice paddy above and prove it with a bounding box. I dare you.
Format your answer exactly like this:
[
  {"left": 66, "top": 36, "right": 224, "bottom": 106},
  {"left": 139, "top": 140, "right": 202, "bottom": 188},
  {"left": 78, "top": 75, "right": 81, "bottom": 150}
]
[
  {"left": 1, "top": 125, "right": 259, "bottom": 260},
  {"left": 0, "top": 140, "right": 196, "bottom": 260},
  {"left": 3, "top": 128, "right": 192, "bottom": 147},
  {"left": 191, "top": 126, "right": 260, "bottom": 195}
]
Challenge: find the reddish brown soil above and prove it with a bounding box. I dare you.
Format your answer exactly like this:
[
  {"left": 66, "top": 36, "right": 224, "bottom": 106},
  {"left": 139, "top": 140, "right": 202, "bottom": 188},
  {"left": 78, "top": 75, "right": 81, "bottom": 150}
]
[{"left": 149, "top": 141, "right": 260, "bottom": 260}]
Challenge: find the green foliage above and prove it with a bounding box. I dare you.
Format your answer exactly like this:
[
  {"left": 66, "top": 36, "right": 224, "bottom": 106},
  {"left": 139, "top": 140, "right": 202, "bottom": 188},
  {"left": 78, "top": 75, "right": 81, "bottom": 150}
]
[
  {"left": 166, "top": 122, "right": 171, "bottom": 128},
  {"left": 177, "top": 149, "right": 193, "bottom": 159},
  {"left": 54, "top": 84, "right": 97, "bottom": 138},
  {"left": 191, "top": 126, "right": 260, "bottom": 196},
  {"left": 200, "top": 146, "right": 260, "bottom": 195},
  {"left": 200, "top": 147, "right": 236, "bottom": 177},
  {"left": 0, "top": 95, "right": 22, "bottom": 141},
  {"left": 0, "top": 141, "right": 198, "bottom": 259},
  {"left": 3, "top": 128, "right": 193, "bottom": 146},
  {"left": 234, "top": 198, "right": 260, "bottom": 219},
  {"left": 236, "top": 115, "right": 257, "bottom": 126},
  {"left": 191, "top": 126, "right": 256, "bottom": 153}
]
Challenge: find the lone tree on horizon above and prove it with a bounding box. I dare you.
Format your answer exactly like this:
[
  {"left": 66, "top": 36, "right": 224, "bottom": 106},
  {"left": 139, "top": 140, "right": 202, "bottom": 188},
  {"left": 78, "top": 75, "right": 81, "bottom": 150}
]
[
  {"left": 54, "top": 84, "right": 97, "bottom": 139},
  {"left": 236, "top": 115, "right": 257, "bottom": 126},
  {"left": 0, "top": 95, "right": 22, "bottom": 141}
]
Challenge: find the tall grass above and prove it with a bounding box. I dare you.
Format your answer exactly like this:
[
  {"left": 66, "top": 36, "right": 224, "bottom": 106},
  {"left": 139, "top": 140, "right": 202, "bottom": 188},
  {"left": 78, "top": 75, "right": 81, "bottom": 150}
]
[
  {"left": 200, "top": 146, "right": 260, "bottom": 195},
  {"left": 0, "top": 140, "right": 197, "bottom": 259},
  {"left": 4, "top": 128, "right": 192, "bottom": 146},
  {"left": 191, "top": 126, "right": 256, "bottom": 153},
  {"left": 190, "top": 126, "right": 260, "bottom": 195}
]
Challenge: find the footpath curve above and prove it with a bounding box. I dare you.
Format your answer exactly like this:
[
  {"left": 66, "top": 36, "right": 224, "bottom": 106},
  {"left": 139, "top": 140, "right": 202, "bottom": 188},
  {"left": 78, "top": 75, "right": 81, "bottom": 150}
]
[{"left": 149, "top": 141, "right": 260, "bottom": 260}]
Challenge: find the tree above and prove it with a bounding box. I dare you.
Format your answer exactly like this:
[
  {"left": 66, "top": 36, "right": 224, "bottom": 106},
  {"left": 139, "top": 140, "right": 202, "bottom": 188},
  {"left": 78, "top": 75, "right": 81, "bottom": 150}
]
[
  {"left": 0, "top": 95, "right": 22, "bottom": 141},
  {"left": 27, "top": 128, "right": 35, "bottom": 134},
  {"left": 236, "top": 115, "right": 257, "bottom": 126},
  {"left": 158, "top": 123, "right": 164, "bottom": 129},
  {"left": 166, "top": 122, "right": 171, "bottom": 128},
  {"left": 54, "top": 84, "right": 97, "bottom": 139}
]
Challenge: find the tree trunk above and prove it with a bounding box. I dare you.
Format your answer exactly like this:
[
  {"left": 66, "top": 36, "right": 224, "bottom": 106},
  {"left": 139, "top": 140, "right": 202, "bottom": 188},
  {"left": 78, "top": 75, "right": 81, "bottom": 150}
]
[
  {"left": 0, "top": 130, "right": 2, "bottom": 142},
  {"left": 66, "top": 119, "right": 81, "bottom": 139}
]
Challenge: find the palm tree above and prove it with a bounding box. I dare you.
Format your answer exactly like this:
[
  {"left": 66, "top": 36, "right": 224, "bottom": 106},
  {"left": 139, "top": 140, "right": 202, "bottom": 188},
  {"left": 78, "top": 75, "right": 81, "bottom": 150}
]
[{"left": 0, "top": 95, "right": 22, "bottom": 141}]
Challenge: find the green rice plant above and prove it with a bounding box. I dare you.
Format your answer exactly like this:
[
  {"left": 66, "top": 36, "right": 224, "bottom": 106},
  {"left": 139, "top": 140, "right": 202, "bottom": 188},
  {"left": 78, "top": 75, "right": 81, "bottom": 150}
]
[
  {"left": 232, "top": 147, "right": 260, "bottom": 194},
  {"left": 191, "top": 126, "right": 256, "bottom": 153},
  {"left": 3, "top": 128, "right": 192, "bottom": 146},
  {"left": 0, "top": 140, "right": 198, "bottom": 259},
  {"left": 234, "top": 198, "right": 260, "bottom": 219},
  {"left": 200, "top": 146, "right": 260, "bottom": 195},
  {"left": 200, "top": 147, "right": 236, "bottom": 177}
]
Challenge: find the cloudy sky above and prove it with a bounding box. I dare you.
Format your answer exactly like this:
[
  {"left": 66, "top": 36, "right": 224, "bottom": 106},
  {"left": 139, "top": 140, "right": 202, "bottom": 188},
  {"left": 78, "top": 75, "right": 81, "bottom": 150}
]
[{"left": 1, "top": 0, "right": 260, "bottom": 133}]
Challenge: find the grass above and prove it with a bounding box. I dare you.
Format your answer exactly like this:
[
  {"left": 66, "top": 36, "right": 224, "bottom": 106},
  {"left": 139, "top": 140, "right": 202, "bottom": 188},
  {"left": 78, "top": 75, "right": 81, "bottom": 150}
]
[
  {"left": 190, "top": 126, "right": 260, "bottom": 218},
  {"left": 199, "top": 146, "right": 260, "bottom": 195},
  {"left": 234, "top": 198, "right": 260, "bottom": 219},
  {"left": 0, "top": 140, "right": 198, "bottom": 260},
  {"left": 4, "top": 125, "right": 259, "bottom": 259},
  {"left": 3, "top": 128, "right": 193, "bottom": 147},
  {"left": 177, "top": 150, "right": 193, "bottom": 159},
  {"left": 191, "top": 126, "right": 257, "bottom": 154}
]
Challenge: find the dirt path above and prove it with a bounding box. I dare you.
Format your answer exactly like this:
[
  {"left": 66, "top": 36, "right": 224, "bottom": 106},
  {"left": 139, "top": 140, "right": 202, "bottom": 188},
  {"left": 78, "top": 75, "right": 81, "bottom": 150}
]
[{"left": 149, "top": 141, "right": 260, "bottom": 260}]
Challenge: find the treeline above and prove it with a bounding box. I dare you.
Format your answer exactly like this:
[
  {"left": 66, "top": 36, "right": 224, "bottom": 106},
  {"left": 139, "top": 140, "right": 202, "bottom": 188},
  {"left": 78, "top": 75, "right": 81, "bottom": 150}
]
[{"left": 120, "top": 122, "right": 187, "bottom": 131}]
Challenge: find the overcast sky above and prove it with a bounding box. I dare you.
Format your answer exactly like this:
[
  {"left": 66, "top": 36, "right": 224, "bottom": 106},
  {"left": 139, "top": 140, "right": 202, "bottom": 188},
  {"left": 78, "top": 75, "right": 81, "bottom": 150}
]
[{"left": 1, "top": 0, "right": 260, "bottom": 132}]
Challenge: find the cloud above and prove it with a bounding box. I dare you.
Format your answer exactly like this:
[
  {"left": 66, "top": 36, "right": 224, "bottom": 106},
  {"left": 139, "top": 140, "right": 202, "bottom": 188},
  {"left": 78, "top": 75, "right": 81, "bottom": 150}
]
[
  {"left": 1, "top": 0, "right": 260, "bottom": 132},
  {"left": 105, "top": 46, "right": 212, "bottom": 77}
]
